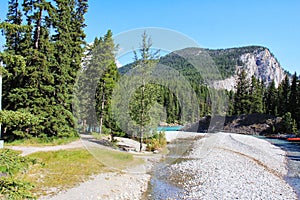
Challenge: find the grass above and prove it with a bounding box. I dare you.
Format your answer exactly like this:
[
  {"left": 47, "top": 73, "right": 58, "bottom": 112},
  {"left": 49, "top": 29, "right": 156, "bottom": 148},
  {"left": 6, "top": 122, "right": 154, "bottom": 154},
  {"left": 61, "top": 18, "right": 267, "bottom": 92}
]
[
  {"left": 5, "top": 136, "right": 79, "bottom": 147},
  {"left": 87, "top": 147, "right": 145, "bottom": 171},
  {"left": 15, "top": 147, "right": 144, "bottom": 198},
  {"left": 16, "top": 148, "right": 107, "bottom": 197}
]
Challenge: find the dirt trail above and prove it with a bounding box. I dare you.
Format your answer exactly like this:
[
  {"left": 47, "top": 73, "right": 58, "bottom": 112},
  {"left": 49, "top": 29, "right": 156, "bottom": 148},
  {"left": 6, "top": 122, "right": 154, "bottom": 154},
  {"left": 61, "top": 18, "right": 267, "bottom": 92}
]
[{"left": 8, "top": 140, "right": 84, "bottom": 156}]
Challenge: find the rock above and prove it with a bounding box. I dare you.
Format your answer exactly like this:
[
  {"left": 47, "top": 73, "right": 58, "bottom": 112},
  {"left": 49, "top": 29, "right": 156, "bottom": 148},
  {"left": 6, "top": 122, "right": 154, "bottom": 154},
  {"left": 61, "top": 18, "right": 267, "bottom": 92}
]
[
  {"left": 153, "top": 150, "right": 159, "bottom": 154},
  {"left": 211, "top": 47, "right": 286, "bottom": 91}
]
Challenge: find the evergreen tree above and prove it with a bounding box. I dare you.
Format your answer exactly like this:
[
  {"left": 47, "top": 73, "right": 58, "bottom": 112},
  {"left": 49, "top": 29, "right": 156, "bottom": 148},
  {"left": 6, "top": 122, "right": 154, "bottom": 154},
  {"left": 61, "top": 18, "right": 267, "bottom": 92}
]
[
  {"left": 282, "top": 112, "right": 298, "bottom": 134},
  {"left": 94, "top": 31, "right": 122, "bottom": 139},
  {"left": 227, "top": 90, "right": 235, "bottom": 115},
  {"left": 0, "top": 0, "right": 88, "bottom": 139},
  {"left": 130, "top": 31, "right": 160, "bottom": 152},
  {"left": 233, "top": 69, "right": 251, "bottom": 115},
  {"left": 277, "top": 75, "right": 290, "bottom": 116},
  {"left": 5, "top": 0, "right": 23, "bottom": 52},
  {"left": 289, "top": 73, "right": 298, "bottom": 123},
  {"left": 249, "top": 75, "right": 263, "bottom": 113},
  {"left": 76, "top": 30, "right": 122, "bottom": 140},
  {"left": 264, "top": 80, "right": 278, "bottom": 116}
]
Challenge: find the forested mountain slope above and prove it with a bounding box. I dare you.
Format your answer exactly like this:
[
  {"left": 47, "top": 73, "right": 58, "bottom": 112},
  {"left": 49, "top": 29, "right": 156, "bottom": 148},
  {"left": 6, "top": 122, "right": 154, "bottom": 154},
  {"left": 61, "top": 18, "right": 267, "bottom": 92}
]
[{"left": 119, "top": 46, "right": 287, "bottom": 91}]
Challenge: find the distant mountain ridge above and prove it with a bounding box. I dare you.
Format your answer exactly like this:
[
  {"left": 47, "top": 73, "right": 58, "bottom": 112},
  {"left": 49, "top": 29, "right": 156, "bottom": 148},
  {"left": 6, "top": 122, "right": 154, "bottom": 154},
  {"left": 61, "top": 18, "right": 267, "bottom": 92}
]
[{"left": 119, "top": 46, "right": 287, "bottom": 91}]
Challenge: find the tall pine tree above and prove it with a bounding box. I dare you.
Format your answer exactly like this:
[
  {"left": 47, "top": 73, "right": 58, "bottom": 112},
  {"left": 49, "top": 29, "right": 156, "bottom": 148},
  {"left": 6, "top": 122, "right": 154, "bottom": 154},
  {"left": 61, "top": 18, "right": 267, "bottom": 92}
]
[
  {"left": 233, "top": 69, "right": 251, "bottom": 115},
  {"left": 249, "top": 75, "right": 263, "bottom": 113},
  {"left": 289, "top": 73, "right": 299, "bottom": 125},
  {"left": 264, "top": 80, "right": 278, "bottom": 116}
]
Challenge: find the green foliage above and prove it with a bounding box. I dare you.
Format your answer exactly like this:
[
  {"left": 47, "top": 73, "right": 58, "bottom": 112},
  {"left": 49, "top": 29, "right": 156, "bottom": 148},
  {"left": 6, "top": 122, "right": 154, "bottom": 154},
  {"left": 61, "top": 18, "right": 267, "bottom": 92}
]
[
  {"left": 1, "top": 0, "right": 88, "bottom": 140},
  {"left": 249, "top": 75, "right": 264, "bottom": 113},
  {"left": 94, "top": 31, "right": 121, "bottom": 136},
  {"left": 264, "top": 81, "right": 278, "bottom": 116},
  {"left": 289, "top": 73, "right": 300, "bottom": 125},
  {"left": 0, "top": 149, "right": 36, "bottom": 176},
  {"left": 145, "top": 131, "right": 167, "bottom": 151},
  {"left": 0, "top": 149, "right": 36, "bottom": 199},
  {"left": 0, "top": 110, "right": 43, "bottom": 140},
  {"left": 0, "top": 177, "right": 35, "bottom": 200},
  {"left": 282, "top": 112, "right": 298, "bottom": 134},
  {"left": 76, "top": 30, "right": 124, "bottom": 138},
  {"left": 233, "top": 69, "right": 251, "bottom": 115}
]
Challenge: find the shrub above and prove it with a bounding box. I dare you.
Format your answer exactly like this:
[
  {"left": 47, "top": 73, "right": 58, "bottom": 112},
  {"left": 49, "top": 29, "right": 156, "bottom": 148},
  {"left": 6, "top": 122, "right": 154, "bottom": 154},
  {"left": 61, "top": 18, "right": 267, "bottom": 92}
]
[
  {"left": 0, "top": 149, "right": 36, "bottom": 199},
  {"left": 0, "top": 177, "right": 35, "bottom": 200},
  {"left": 0, "top": 110, "right": 43, "bottom": 140},
  {"left": 145, "top": 131, "right": 167, "bottom": 151},
  {"left": 0, "top": 149, "right": 36, "bottom": 176}
]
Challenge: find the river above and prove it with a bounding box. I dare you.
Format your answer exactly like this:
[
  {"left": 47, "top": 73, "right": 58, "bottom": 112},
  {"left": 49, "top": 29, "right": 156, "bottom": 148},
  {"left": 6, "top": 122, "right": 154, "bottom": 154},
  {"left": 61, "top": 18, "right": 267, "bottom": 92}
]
[
  {"left": 147, "top": 137, "right": 194, "bottom": 199},
  {"left": 147, "top": 134, "right": 300, "bottom": 199},
  {"left": 262, "top": 137, "right": 300, "bottom": 198}
]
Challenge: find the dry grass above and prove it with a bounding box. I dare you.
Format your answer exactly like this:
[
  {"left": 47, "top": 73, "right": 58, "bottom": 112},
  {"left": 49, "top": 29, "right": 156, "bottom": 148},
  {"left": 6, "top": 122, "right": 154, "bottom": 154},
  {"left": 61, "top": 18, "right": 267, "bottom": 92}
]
[
  {"left": 17, "top": 148, "right": 107, "bottom": 197},
  {"left": 16, "top": 147, "right": 145, "bottom": 198},
  {"left": 87, "top": 147, "right": 145, "bottom": 171}
]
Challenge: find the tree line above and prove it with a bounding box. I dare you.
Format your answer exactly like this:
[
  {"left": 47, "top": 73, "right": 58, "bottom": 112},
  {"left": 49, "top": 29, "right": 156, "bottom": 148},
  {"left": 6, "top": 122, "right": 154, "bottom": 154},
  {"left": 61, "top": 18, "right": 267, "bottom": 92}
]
[{"left": 228, "top": 70, "right": 299, "bottom": 134}]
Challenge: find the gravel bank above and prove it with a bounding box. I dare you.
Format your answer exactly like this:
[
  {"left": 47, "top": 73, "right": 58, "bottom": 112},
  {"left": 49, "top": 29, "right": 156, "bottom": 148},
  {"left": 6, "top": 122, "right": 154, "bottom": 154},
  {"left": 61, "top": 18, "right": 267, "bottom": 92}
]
[
  {"left": 170, "top": 132, "right": 297, "bottom": 199},
  {"left": 165, "top": 131, "right": 205, "bottom": 143},
  {"left": 40, "top": 172, "right": 150, "bottom": 200}
]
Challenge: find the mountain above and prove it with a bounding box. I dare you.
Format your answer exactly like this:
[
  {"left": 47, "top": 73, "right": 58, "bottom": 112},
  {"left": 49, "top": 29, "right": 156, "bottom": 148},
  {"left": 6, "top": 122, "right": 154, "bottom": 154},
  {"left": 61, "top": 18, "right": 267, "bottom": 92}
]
[
  {"left": 119, "top": 46, "right": 287, "bottom": 91},
  {"left": 207, "top": 46, "right": 286, "bottom": 90}
]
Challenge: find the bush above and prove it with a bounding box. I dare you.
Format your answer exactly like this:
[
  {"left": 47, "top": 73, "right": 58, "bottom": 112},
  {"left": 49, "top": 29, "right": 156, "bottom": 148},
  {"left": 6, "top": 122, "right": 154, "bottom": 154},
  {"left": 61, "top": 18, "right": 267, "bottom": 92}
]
[
  {"left": 0, "top": 110, "right": 43, "bottom": 140},
  {"left": 145, "top": 131, "right": 167, "bottom": 151},
  {"left": 0, "top": 149, "right": 36, "bottom": 176},
  {"left": 0, "top": 177, "right": 35, "bottom": 200},
  {"left": 0, "top": 149, "right": 36, "bottom": 199}
]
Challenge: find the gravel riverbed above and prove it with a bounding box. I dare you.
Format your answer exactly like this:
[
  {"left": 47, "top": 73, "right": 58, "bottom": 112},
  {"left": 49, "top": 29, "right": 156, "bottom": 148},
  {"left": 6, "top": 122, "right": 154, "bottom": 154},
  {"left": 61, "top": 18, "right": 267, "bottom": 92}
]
[{"left": 169, "top": 132, "right": 298, "bottom": 199}]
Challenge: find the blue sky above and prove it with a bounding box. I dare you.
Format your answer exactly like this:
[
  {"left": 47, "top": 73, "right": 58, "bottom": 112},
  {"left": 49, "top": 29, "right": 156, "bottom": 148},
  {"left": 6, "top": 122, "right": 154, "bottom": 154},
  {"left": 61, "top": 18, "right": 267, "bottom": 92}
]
[{"left": 1, "top": 0, "right": 299, "bottom": 73}]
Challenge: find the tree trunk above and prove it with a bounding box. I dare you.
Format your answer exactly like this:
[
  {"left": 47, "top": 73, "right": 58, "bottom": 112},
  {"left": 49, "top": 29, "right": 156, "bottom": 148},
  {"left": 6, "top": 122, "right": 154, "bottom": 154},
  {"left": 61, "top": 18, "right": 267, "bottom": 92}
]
[
  {"left": 99, "top": 82, "right": 105, "bottom": 134},
  {"left": 83, "top": 119, "right": 87, "bottom": 133},
  {"left": 34, "top": 9, "right": 43, "bottom": 49},
  {"left": 139, "top": 81, "right": 145, "bottom": 152}
]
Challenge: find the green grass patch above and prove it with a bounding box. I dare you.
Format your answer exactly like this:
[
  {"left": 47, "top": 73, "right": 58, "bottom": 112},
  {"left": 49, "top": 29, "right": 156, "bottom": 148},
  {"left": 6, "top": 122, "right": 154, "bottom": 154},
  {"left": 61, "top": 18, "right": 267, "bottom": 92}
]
[
  {"left": 87, "top": 148, "right": 144, "bottom": 171},
  {"left": 17, "top": 148, "right": 107, "bottom": 197},
  {"left": 5, "top": 136, "right": 79, "bottom": 147}
]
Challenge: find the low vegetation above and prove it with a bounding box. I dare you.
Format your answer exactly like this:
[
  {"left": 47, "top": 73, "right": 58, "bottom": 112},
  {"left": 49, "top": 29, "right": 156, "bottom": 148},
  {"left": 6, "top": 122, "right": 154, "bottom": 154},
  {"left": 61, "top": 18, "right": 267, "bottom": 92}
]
[
  {"left": 19, "top": 148, "right": 106, "bottom": 197},
  {"left": 5, "top": 136, "right": 79, "bottom": 147},
  {"left": 87, "top": 147, "right": 144, "bottom": 170},
  {"left": 145, "top": 132, "right": 167, "bottom": 152},
  {"left": 0, "top": 149, "right": 36, "bottom": 199},
  {"left": 0, "top": 145, "right": 145, "bottom": 199}
]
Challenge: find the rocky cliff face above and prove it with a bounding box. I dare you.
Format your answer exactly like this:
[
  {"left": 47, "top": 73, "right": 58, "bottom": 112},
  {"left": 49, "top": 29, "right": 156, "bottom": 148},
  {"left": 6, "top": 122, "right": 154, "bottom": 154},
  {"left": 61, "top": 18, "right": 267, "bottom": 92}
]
[{"left": 211, "top": 47, "right": 286, "bottom": 91}]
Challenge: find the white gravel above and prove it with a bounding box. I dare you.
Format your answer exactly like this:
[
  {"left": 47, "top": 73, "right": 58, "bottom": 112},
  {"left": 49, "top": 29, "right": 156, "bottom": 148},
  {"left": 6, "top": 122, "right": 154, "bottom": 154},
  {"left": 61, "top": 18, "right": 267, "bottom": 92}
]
[
  {"left": 170, "top": 132, "right": 298, "bottom": 199},
  {"left": 165, "top": 131, "right": 205, "bottom": 143},
  {"left": 39, "top": 172, "right": 150, "bottom": 200}
]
